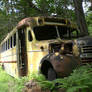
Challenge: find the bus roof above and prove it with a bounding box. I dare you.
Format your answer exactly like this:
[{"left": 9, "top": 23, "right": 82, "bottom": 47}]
[
  {"left": 0, "top": 16, "right": 77, "bottom": 46},
  {"left": 17, "top": 16, "right": 77, "bottom": 29}
]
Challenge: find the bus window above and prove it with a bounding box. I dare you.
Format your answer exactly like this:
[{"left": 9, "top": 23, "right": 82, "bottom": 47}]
[
  {"left": 3, "top": 43, "right": 5, "bottom": 51},
  {"left": 8, "top": 39, "right": 9, "bottom": 49},
  {"left": 6, "top": 41, "right": 7, "bottom": 50},
  {"left": 10, "top": 36, "right": 12, "bottom": 48},
  {"left": 13, "top": 33, "right": 16, "bottom": 46},
  {"left": 28, "top": 31, "right": 32, "bottom": 41},
  {"left": 2, "top": 44, "right": 3, "bottom": 52},
  {"left": 2, "top": 44, "right": 4, "bottom": 52},
  {"left": 4, "top": 43, "right": 5, "bottom": 51},
  {"left": 1, "top": 45, "right": 3, "bottom": 52}
]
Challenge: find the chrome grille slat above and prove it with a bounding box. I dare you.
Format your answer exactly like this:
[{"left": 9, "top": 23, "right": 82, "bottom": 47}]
[
  {"left": 80, "top": 45, "right": 92, "bottom": 63},
  {"left": 81, "top": 46, "right": 92, "bottom": 53},
  {"left": 81, "top": 58, "right": 92, "bottom": 64}
]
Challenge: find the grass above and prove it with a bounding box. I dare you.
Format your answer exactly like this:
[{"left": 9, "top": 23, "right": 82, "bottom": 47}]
[
  {"left": 0, "top": 67, "right": 30, "bottom": 92},
  {"left": 0, "top": 67, "right": 46, "bottom": 92},
  {"left": 0, "top": 67, "right": 14, "bottom": 92}
]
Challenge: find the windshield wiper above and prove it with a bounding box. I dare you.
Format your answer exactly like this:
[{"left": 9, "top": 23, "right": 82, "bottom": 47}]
[{"left": 55, "top": 26, "right": 60, "bottom": 38}]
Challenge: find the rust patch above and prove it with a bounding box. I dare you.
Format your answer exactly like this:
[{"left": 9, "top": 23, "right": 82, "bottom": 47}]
[
  {"left": 0, "top": 61, "right": 16, "bottom": 63},
  {"left": 50, "top": 54, "right": 80, "bottom": 77},
  {"left": 17, "top": 18, "right": 31, "bottom": 29}
]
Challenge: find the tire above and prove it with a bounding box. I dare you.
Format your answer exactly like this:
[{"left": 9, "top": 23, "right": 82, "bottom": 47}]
[{"left": 47, "top": 68, "right": 56, "bottom": 81}]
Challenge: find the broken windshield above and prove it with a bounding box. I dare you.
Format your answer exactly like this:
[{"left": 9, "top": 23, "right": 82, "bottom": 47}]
[{"left": 33, "top": 25, "right": 78, "bottom": 41}]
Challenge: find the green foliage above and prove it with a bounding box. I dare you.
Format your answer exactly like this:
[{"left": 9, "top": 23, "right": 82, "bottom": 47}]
[
  {"left": 0, "top": 67, "right": 29, "bottom": 92},
  {"left": 1, "top": 65, "right": 92, "bottom": 92},
  {"left": 32, "top": 64, "right": 92, "bottom": 92},
  {"left": 0, "top": 67, "right": 15, "bottom": 92},
  {"left": 56, "top": 65, "right": 92, "bottom": 92},
  {"left": 86, "top": 12, "right": 92, "bottom": 36},
  {"left": 14, "top": 77, "right": 29, "bottom": 92}
]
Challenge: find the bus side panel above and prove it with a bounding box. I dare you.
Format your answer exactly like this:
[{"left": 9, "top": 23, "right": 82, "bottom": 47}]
[{"left": 0, "top": 47, "right": 18, "bottom": 78}]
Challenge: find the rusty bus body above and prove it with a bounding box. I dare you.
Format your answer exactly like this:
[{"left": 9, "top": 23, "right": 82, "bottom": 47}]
[{"left": 0, "top": 16, "right": 92, "bottom": 80}]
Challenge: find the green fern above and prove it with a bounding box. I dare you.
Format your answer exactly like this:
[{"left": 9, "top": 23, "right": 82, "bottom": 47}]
[{"left": 54, "top": 64, "right": 92, "bottom": 92}]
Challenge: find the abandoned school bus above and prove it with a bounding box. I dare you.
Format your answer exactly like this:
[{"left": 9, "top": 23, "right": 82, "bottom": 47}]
[{"left": 0, "top": 16, "right": 92, "bottom": 80}]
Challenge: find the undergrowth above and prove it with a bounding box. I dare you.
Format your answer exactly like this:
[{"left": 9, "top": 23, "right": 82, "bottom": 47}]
[
  {"left": 0, "top": 64, "right": 92, "bottom": 92},
  {"left": 32, "top": 64, "right": 92, "bottom": 92},
  {"left": 0, "top": 67, "right": 29, "bottom": 92},
  {"left": 0, "top": 67, "right": 14, "bottom": 92}
]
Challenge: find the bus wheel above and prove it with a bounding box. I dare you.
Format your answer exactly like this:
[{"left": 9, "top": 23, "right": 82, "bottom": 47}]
[{"left": 47, "top": 68, "right": 56, "bottom": 81}]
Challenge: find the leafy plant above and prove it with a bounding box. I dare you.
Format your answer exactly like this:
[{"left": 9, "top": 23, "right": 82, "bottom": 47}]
[
  {"left": 54, "top": 64, "right": 92, "bottom": 92},
  {"left": 31, "top": 64, "right": 92, "bottom": 92},
  {"left": 1, "top": 64, "right": 92, "bottom": 92},
  {"left": 0, "top": 67, "right": 15, "bottom": 92},
  {"left": 0, "top": 66, "right": 29, "bottom": 92}
]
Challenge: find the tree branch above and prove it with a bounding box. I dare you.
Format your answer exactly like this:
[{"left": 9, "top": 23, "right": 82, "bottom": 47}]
[{"left": 25, "top": 0, "right": 43, "bottom": 13}]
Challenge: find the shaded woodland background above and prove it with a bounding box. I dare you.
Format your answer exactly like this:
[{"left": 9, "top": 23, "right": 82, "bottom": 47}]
[{"left": 0, "top": 0, "right": 92, "bottom": 41}]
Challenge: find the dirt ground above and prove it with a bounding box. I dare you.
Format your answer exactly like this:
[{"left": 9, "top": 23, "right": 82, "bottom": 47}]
[{"left": 23, "top": 80, "right": 66, "bottom": 92}]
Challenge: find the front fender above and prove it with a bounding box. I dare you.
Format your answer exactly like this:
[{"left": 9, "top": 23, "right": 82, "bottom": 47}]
[
  {"left": 50, "top": 53, "right": 80, "bottom": 77},
  {"left": 39, "top": 54, "right": 54, "bottom": 78}
]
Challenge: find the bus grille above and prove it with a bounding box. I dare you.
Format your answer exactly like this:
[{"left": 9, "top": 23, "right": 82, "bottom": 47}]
[
  {"left": 82, "top": 46, "right": 92, "bottom": 53},
  {"left": 80, "top": 46, "right": 92, "bottom": 64}
]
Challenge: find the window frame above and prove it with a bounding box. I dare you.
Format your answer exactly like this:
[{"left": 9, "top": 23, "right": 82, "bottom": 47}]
[{"left": 28, "top": 30, "right": 33, "bottom": 41}]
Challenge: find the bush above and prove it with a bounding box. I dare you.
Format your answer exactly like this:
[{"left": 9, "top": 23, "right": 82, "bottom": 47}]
[
  {"left": 0, "top": 67, "right": 29, "bottom": 92},
  {"left": 55, "top": 64, "right": 92, "bottom": 92},
  {"left": 0, "top": 67, "right": 15, "bottom": 92},
  {"left": 34, "top": 64, "right": 92, "bottom": 92}
]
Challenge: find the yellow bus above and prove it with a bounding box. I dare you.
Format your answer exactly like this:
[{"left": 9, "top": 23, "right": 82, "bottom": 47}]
[{"left": 0, "top": 16, "right": 87, "bottom": 80}]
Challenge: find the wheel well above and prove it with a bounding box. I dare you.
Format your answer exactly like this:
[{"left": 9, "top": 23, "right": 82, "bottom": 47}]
[{"left": 40, "top": 60, "right": 53, "bottom": 78}]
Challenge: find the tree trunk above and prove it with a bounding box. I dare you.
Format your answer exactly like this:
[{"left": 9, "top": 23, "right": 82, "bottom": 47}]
[
  {"left": 25, "top": 0, "right": 44, "bottom": 14},
  {"left": 73, "top": 0, "right": 89, "bottom": 36},
  {"left": 90, "top": 0, "right": 92, "bottom": 10}
]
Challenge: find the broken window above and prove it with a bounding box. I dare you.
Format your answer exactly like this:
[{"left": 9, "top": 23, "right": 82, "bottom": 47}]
[
  {"left": 28, "top": 31, "right": 32, "bottom": 41},
  {"left": 33, "top": 25, "right": 78, "bottom": 41},
  {"left": 13, "top": 33, "right": 16, "bottom": 46},
  {"left": 33, "top": 25, "right": 57, "bottom": 41},
  {"left": 10, "top": 36, "right": 12, "bottom": 48},
  {"left": 8, "top": 39, "right": 9, "bottom": 49},
  {"left": 6, "top": 41, "right": 7, "bottom": 50}
]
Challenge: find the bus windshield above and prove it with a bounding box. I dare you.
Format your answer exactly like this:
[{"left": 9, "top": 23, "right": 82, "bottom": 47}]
[{"left": 33, "top": 25, "right": 78, "bottom": 41}]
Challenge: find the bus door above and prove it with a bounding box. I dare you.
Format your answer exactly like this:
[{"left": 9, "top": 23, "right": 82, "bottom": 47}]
[{"left": 16, "top": 28, "right": 28, "bottom": 77}]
